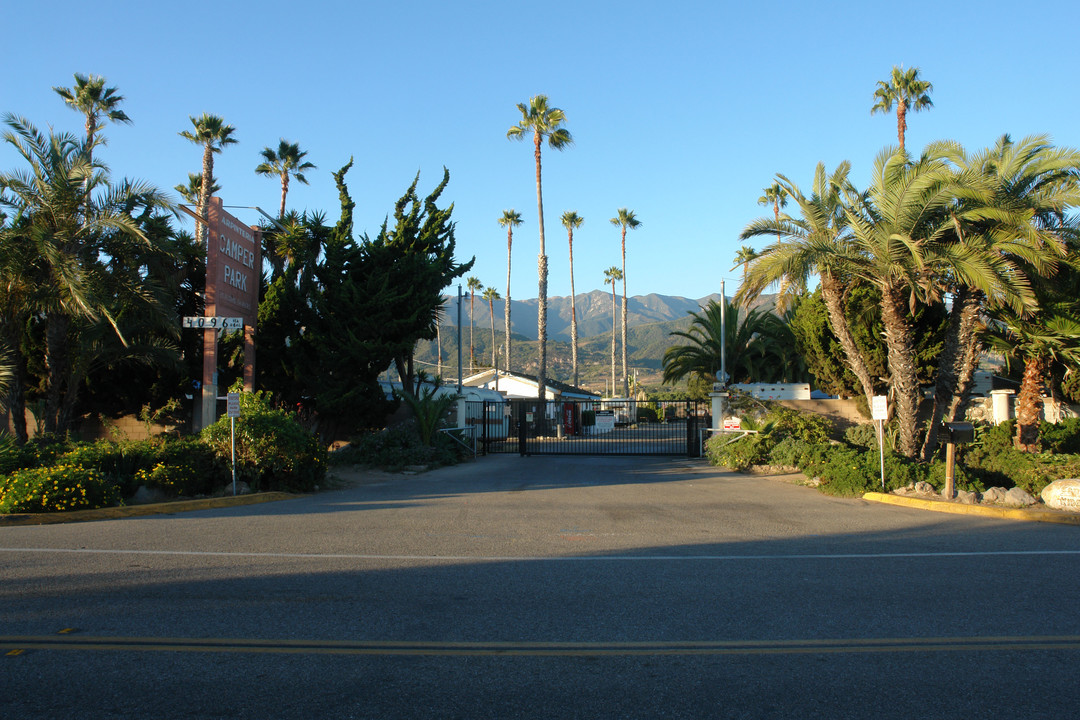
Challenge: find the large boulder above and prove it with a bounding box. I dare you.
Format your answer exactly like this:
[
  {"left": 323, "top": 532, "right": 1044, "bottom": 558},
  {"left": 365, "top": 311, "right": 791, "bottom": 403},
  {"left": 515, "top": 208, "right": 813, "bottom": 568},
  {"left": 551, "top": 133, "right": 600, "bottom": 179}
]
[{"left": 1041, "top": 479, "right": 1080, "bottom": 512}]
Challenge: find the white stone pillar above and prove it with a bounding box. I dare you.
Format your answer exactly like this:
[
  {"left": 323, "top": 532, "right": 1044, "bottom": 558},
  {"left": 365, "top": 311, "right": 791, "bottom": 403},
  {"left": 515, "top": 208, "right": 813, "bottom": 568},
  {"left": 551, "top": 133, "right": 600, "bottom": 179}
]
[
  {"left": 991, "top": 389, "right": 1014, "bottom": 425},
  {"left": 710, "top": 391, "right": 726, "bottom": 431}
]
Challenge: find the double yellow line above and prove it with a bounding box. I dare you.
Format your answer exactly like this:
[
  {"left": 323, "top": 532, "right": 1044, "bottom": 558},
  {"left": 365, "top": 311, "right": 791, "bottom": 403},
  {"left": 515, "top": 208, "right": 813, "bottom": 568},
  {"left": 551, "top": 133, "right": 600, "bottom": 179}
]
[{"left": 5, "top": 634, "right": 1080, "bottom": 657}]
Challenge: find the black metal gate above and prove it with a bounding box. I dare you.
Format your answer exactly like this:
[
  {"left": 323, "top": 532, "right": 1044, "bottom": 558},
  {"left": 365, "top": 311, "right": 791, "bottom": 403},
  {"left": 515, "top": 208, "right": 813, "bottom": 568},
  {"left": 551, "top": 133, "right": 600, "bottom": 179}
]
[{"left": 472, "top": 399, "right": 707, "bottom": 457}]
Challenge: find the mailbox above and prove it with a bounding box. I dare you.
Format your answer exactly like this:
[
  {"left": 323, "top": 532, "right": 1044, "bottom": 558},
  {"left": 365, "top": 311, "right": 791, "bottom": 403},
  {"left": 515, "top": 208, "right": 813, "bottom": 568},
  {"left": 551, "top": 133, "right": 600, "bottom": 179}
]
[{"left": 941, "top": 421, "right": 975, "bottom": 444}]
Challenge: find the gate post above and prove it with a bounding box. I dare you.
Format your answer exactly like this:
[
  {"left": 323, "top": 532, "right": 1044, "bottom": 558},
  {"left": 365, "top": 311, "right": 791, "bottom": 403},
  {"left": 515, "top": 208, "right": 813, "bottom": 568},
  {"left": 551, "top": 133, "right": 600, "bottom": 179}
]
[
  {"left": 518, "top": 401, "right": 528, "bottom": 457},
  {"left": 686, "top": 403, "right": 700, "bottom": 458}
]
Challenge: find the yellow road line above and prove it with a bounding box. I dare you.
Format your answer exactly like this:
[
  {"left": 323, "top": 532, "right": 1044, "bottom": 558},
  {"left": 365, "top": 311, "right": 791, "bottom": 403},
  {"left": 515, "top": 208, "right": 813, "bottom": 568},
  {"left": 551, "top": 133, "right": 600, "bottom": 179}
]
[{"left": 4, "top": 635, "right": 1080, "bottom": 657}]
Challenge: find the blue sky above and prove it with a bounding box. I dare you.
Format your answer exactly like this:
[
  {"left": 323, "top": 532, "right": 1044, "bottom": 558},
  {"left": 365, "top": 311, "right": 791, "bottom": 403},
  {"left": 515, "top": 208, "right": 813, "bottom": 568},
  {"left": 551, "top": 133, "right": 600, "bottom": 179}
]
[{"left": 3, "top": 0, "right": 1079, "bottom": 301}]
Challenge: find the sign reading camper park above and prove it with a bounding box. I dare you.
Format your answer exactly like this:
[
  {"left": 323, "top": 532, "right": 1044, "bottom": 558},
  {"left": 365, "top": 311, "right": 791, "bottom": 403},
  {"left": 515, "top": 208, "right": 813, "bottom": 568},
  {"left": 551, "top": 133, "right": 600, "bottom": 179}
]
[{"left": 205, "top": 197, "right": 260, "bottom": 325}]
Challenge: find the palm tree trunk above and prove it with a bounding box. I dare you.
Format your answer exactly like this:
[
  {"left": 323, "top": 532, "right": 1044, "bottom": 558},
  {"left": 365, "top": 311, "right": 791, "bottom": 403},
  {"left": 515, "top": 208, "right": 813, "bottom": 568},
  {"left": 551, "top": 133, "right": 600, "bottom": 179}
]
[
  {"left": 920, "top": 288, "right": 981, "bottom": 460},
  {"left": 3, "top": 328, "right": 28, "bottom": 443},
  {"left": 610, "top": 283, "right": 617, "bottom": 395},
  {"left": 489, "top": 299, "right": 496, "bottom": 367},
  {"left": 620, "top": 229, "right": 628, "bottom": 397},
  {"left": 469, "top": 292, "right": 475, "bottom": 374},
  {"left": 505, "top": 229, "right": 512, "bottom": 373},
  {"left": 44, "top": 313, "right": 72, "bottom": 435},
  {"left": 897, "top": 101, "right": 908, "bottom": 154},
  {"left": 881, "top": 282, "right": 921, "bottom": 458},
  {"left": 279, "top": 172, "right": 289, "bottom": 218},
  {"left": 1015, "top": 355, "right": 1046, "bottom": 452},
  {"left": 569, "top": 234, "right": 578, "bottom": 388},
  {"left": 198, "top": 147, "right": 214, "bottom": 247},
  {"left": 533, "top": 132, "right": 548, "bottom": 405},
  {"left": 947, "top": 333, "right": 984, "bottom": 423},
  {"left": 820, "top": 275, "right": 877, "bottom": 410}
]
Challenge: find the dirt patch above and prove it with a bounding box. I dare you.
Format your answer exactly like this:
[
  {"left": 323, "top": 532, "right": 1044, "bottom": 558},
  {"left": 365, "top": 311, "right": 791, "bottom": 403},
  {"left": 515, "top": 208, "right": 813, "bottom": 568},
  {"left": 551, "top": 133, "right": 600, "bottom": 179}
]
[{"left": 324, "top": 465, "right": 411, "bottom": 489}]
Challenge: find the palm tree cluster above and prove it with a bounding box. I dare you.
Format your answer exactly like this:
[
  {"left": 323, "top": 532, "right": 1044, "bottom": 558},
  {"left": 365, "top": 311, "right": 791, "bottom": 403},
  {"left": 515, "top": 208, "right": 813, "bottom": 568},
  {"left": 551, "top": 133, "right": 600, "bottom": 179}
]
[{"left": 738, "top": 122, "right": 1080, "bottom": 458}]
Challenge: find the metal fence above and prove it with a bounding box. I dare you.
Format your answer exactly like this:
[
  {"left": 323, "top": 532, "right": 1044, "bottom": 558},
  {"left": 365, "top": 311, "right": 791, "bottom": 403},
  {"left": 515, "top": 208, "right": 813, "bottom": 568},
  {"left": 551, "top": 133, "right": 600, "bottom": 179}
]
[{"left": 471, "top": 399, "right": 707, "bottom": 457}]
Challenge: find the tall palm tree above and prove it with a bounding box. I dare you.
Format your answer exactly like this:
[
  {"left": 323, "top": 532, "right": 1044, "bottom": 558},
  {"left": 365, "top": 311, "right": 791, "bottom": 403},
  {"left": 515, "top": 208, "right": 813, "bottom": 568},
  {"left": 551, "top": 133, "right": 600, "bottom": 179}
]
[
  {"left": 255, "top": 139, "right": 316, "bottom": 218},
  {"left": 757, "top": 182, "right": 788, "bottom": 241},
  {"left": 507, "top": 95, "right": 573, "bottom": 403},
  {"left": 731, "top": 245, "right": 759, "bottom": 283},
  {"left": 179, "top": 113, "right": 237, "bottom": 246},
  {"left": 871, "top": 65, "right": 934, "bottom": 154},
  {"left": 53, "top": 73, "right": 132, "bottom": 239},
  {"left": 561, "top": 210, "right": 584, "bottom": 387},
  {"left": 466, "top": 276, "right": 483, "bottom": 373},
  {"left": 53, "top": 73, "right": 131, "bottom": 167},
  {"left": 603, "top": 266, "right": 622, "bottom": 396},
  {"left": 738, "top": 162, "right": 879, "bottom": 414},
  {"left": 482, "top": 286, "right": 501, "bottom": 368},
  {"left": 610, "top": 208, "right": 640, "bottom": 397},
  {"left": 497, "top": 209, "right": 522, "bottom": 371}
]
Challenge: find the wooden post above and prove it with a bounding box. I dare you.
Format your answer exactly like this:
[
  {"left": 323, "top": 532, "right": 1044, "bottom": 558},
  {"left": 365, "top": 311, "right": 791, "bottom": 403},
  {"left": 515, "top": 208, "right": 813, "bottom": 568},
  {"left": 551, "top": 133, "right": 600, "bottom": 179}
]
[{"left": 944, "top": 441, "right": 956, "bottom": 499}]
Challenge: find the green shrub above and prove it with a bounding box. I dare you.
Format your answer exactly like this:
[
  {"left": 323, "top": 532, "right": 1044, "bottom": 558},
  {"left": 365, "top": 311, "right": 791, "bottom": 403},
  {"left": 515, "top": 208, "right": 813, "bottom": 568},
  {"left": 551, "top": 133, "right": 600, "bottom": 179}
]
[
  {"left": 705, "top": 432, "right": 774, "bottom": 470},
  {"left": 844, "top": 423, "right": 880, "bottom": 449},
  {"left": 0, "top": 464, "right": 121, "bottom": 513},
  {"left": 333, "top": 421, "right": 464, "bottom": 471},
  {"left": 1039, "top": 418, "right": 1080, "bottom": 454},
  {"left": 766, "top": 406, "right": 834, "bottom": 444},
  {"left": 768, "top": 437, "right": 821, "bottom": 468},
  {"left": 202, "top": 391, "right": 327, "bottom": 493}
]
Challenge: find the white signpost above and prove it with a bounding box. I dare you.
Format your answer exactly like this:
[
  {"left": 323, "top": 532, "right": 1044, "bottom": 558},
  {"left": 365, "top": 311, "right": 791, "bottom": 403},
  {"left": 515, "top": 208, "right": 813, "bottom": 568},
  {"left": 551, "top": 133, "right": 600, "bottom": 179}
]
[
  {"left": 227, "top": 392, "right": 241, "bottom": 496},
  {"left": 872, "top": 395, "right": 888, "bottom": 491}
]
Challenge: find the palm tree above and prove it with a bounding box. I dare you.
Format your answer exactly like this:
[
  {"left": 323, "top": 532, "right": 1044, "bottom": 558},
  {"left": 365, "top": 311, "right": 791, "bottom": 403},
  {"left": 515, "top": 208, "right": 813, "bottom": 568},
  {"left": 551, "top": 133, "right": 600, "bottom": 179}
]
[
  {"left": 662, "top": 299, "right": 799, "bottom": 386},
  {"left": 255, "top": 139, "right": 316, "bottom": 218},
  {"left": 871, "top": 65, "right": 934, "bottom": 154},
  {"left": 757, "top": 182, "right": 788, "bottom": 241},
  {"left": 561, "top": 210, "right": 584, "bottom": 387},
  {"left": 53, "top": 74, "right": 132, "bottom": 240},
  {"left": 174, "top": 172, "right": 220, "bottom": 208},
  {"left": 988, "top": 310, "right": 1080, "bottom": 452},
  {"left": 466, "top": 276, "right": 483, "bottom": 373},
  {"left": 731, "top": 245, "right": 759, "bottom": 283},
  {"left": 738, "top": 162, "right": 880, "bottom": 415},
  {"left": 53, "top": 73, "right": 131, "bottom": 167},
  {"left": 507, "top": 95, "right": 573, "bottom": 403},
  {"left": 917, "top": 135, "right": 1080, "bottom": 459},
  {"left": 1, "top": 115, "right": 169, "bottom": 434},
  {"left": 497, "top": 209, "right": 522, "bottom": 371},
  {"left": 482, "top": 286, "right": 501, "bottom": 368},
  {"left": 610, "top": 208, "right": 640, "bottom": 397},
  {"left": 179, "top": 113, "right": 237, "bottom": 246},
  {"left": 842, "top": 146, "right": 957, "bottom": 458},
  {"left": 603, "top": 266, "right": 623, "bottom": 396}
]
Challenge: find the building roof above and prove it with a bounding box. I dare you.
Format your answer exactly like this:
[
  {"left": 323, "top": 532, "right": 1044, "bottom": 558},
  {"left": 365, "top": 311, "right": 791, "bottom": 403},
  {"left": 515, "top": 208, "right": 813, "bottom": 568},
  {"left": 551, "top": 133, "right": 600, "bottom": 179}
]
[{"left": 462, "top": 369, "right": 600, "bottom": 399}]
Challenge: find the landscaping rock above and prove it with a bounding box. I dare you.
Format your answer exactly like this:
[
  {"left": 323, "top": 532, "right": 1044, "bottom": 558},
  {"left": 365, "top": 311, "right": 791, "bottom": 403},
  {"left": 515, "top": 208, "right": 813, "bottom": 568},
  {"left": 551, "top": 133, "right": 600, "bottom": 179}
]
[
  {"left": 982, "top": 487, "right": 1008, "bottom": 504},
  {"left": 1041, "top": 479, "right": 1080, "bottom": 512},
  {"left": 956, "top": 490, "right": 978, "bottom": 505},
  {"left": 914, "top": 481, "right": 936, "bottom": 495},
  {"left": 132, "top": 486, "right": 167, "bottom": 505},
  {"left": 1004, "top": 487, "right": 1037, "bottom": 507}
]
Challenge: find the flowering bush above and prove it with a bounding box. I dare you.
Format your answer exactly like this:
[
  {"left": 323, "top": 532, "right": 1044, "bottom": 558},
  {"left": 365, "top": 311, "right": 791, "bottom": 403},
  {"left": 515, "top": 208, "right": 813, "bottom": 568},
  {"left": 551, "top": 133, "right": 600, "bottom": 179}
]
[{"left": 0, "top": 464, "right": 121, "bottom": 513}]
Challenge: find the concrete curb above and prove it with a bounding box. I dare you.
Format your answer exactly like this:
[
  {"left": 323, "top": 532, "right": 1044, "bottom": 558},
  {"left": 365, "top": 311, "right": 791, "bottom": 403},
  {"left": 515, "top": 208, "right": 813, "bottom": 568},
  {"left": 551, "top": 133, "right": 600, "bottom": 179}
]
[
  {"left": 862, "top": 492, "right": 1080, "bottom": 526},
  {"left": 0, "top": 492, "right": 300, "bottom": 526}
]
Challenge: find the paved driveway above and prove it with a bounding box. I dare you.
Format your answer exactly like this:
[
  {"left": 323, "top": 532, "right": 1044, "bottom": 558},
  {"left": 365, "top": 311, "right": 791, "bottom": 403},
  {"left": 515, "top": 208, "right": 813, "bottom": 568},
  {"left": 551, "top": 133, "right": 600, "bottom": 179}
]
[{"left": 2, "top": 456, "right": 1078, "bottom": 719}]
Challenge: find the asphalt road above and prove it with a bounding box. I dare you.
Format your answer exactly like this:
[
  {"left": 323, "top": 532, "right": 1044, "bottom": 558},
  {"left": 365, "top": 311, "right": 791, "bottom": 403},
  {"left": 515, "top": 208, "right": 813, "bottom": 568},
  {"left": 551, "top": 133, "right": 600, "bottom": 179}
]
[{"left": 2, "top": 455, "right": 1079, "bottom": 719}]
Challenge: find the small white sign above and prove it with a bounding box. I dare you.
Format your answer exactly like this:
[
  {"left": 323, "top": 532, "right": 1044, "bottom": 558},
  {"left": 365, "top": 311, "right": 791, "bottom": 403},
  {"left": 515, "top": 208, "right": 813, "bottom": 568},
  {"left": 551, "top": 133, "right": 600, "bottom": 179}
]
[
  {"left": 872, "top": 395, "right": 888, "bottom": 421},
  {"left": 723, "top": 416, "right": 742, "bottom": 431},
  {"left": 226, "top": 392, "right": 241, "bottom": 418},
  {"left": 183, "top": 316, "right": 244, "bottom": 330}
]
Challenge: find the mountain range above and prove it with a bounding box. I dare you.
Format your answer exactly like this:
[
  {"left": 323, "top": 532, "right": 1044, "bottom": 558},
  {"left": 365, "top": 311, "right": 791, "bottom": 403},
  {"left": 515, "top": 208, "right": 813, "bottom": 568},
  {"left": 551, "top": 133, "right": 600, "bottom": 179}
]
[{"left": 444, "top": 291, "right": 725, "bottom": 341}]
